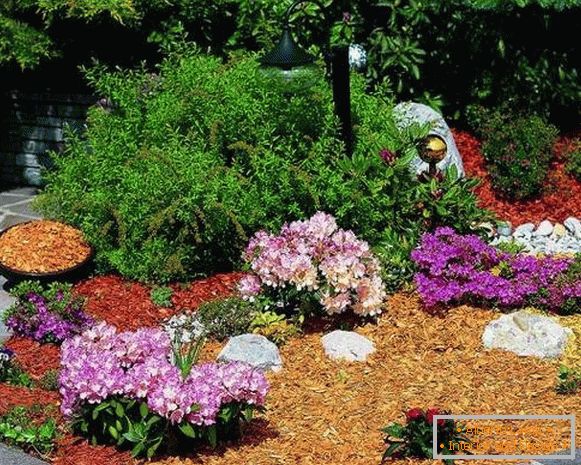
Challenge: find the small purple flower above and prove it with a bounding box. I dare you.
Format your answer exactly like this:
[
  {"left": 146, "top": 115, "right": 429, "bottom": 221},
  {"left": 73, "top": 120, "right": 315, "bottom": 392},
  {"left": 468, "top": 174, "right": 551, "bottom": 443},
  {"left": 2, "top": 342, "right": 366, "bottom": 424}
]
[
  {"left": 342, "top": 11, "right": 351, "bottom": 23},
  {"left": 379, "top": 148, "right": 397, "bottom": 165},
  {"left": 411, "top": 227, "right": 578, "bottom": 313}
]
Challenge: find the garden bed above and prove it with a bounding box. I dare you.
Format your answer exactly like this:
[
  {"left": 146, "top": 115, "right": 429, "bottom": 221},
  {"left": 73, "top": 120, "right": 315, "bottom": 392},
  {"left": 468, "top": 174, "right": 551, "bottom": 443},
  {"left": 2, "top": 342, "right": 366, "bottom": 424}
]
[
  {"left": 457, "top": 129, "right": 581, "bottom": 225},
  {"left": 1, "top": 274, "right": 579, "bottom": 465}
]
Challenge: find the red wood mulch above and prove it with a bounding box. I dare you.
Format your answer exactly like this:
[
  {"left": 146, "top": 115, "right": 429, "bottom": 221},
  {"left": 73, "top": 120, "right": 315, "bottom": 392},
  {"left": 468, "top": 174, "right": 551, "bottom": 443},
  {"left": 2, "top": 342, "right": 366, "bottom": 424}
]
[
  {"left": 4, "top": 337, "right": 61, "bottom": 379},
  {"left": 73, "top": 272, "right": 245, "bottom": 332},
  {"left": 455, "top": 129, "right": 581, "bottom": 225}
]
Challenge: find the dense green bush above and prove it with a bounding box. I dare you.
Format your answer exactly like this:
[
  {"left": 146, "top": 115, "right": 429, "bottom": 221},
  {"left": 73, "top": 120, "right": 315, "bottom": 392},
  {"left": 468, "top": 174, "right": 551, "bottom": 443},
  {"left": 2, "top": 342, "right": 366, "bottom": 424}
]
[
  {"left": 37, "top": 51, "right": 489, "bottom": 285},
  {"left": 471, "top": 106, "right": 558, "bottom": 199},
  {"left": 197, "top": 297, "right": 255, "bottom": 341},
  {"left": 3, "top": 0, "right": 579, "bottom": 125},
  {"left": 565, "top": 140, "right": 581, "bottom": 182}
]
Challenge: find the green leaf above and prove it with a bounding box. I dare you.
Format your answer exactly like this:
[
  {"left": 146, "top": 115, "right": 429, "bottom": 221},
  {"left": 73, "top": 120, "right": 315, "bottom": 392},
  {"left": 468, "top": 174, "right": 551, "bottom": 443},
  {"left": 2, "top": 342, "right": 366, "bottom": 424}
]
[
  {"left": 207, "top": 425, "right": 218, "bottom": 448},
  {"left": 139, "top": 403, "right": 149, "bottom": 419},
  {"left": 179, "top": 422, "right": 197, "bottom": 438},
  {"left": 108, "top": 425, "right": 119, "bottom": 440},
  {"left": 383, "top": 423, "right": 405, "bottom": 438},
  {"left": 131, "top": 442, "right": 145, "bottom": 457},
  {"left": 115, "top": 402, "right": 124, "bottom": 418}
]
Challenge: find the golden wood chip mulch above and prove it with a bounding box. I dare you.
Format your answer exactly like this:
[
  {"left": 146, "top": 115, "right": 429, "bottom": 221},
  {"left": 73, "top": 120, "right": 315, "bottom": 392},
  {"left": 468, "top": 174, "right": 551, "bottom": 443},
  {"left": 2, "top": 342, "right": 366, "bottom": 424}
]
[
  {"left": 151, "top": 293, "right": 580, "bottom": 465},
  {"left": 0, "top": 220, "right": 91, "bottom": 273}
]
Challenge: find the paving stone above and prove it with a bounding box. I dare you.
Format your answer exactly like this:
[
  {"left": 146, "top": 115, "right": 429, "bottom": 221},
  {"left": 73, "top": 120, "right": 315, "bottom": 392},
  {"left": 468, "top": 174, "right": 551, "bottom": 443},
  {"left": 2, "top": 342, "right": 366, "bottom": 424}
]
[
  {"left": 4, "top": 199, "right": 40, "bottom": 218},
  {"left": 1, "top": 187, "right": 39, "bottom": 196},
  {"left": 0, "top": 194, "right": 30, "bottom": 207},
  {"left": 0, "top": 214, "right": 34, "bottom": 230},
  {"left": 0, "top": 443, "right": 49, "bottom": 465}
]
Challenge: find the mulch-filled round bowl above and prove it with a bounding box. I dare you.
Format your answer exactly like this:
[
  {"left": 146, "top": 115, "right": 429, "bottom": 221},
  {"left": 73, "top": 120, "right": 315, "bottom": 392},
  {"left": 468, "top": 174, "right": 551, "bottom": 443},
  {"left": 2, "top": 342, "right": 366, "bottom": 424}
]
[{"left": 0, "top": 220, "right": 94, "bottom": 285}]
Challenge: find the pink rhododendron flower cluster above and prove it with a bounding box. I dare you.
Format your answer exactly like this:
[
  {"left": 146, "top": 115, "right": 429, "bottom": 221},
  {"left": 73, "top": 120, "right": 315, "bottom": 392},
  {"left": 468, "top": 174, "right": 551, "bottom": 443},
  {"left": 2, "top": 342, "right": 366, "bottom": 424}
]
[
  {"left": 239, "top": 212, "right": 386, "bottom": 316},
  {"left": 59, "top": 322, "right": 269, "bottom": 425}
]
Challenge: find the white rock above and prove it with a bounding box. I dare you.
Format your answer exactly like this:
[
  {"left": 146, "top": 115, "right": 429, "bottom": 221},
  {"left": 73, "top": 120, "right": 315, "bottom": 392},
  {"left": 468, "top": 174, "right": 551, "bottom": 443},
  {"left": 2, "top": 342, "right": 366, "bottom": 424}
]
[
  {"left": 564, "top": 217, "right": 581, "bottom": 238},
  {"left": 482, "top": 310, "right": 572, "bottom": 359},
  {"left": 496, "top": 221, "right": 512, "bottom": 237},
  {"left": 321, "top": 330, "right": 375, "bottom": 362},
  {"left": 514, "top": 223, "right": 535, "bottom": 237},
  {"left": 393, "top": 102, "right": 464, "bottom": 178},
  {"left": 533, "top": 220, "right": 553, "bottom": 237},
  {"left": 218, "top": 334, "right": 283, "bottom": 372}
]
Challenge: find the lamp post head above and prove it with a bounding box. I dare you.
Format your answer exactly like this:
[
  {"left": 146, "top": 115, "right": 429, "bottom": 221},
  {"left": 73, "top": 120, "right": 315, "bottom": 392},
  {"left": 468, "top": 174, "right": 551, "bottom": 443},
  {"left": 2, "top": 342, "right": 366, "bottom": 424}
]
[{"left": 260, "top": 25, "right": 316, "bottom": 70}]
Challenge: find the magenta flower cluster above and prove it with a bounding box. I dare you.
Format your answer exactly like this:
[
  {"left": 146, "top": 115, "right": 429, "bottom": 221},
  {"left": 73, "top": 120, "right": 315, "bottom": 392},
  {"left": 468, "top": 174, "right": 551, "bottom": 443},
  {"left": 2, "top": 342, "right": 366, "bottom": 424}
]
[
  {"left": 411, "top": 227, "right": 580, "bottom": 312},
  {"left": 5, "top": 290, "right": 93, "bottom": 343},
  {"left": 239, "top": 212, "right": 386, "bottom": 316},
  {"left": 59, "top": 322, "right": 269, "bottom": 425}
]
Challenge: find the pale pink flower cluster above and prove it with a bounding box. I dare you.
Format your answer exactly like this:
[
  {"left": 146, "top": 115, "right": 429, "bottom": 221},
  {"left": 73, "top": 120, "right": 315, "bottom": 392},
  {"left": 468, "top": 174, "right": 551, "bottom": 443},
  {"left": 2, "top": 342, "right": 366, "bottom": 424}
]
[
  {"left": 59, "top": 322, "right": 269, "bottom": 425},
  {"left": 239, "top": 212, "right": 386, "bottom": 316}
]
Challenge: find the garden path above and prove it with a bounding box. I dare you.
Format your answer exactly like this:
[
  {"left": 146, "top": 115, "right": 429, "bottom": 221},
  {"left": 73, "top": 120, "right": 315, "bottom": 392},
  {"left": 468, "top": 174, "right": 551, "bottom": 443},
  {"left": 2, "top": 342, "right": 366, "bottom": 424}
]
[{"left": 0, "top": 186, "right": 41, "bottom": 340}]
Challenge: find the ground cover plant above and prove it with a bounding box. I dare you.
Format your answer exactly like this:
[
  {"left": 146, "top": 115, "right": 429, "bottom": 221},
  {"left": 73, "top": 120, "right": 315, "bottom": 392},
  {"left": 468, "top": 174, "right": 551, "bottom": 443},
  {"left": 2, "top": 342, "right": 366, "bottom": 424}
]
[
  {"left": 0, "top": 405, "right": 59, "bottom": 459},
  {"left": 412, "top": 227, "right": 581, "bottom": 313},
  {"left": 36, "top": 51, "right": 487, "bottom": 288},
  {"left": 0, "top": 347, "right": 33, "bottom": 387},
  {"left": 3, "top": 281, "right": 93, "bottom": 343}
]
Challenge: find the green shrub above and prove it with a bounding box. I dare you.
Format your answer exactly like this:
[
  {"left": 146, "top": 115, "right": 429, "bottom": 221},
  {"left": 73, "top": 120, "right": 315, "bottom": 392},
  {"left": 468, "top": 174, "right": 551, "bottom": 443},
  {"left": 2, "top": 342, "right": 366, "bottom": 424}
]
[
  {"left": 150, "top": 286, "right": 174, "bottom": 307},
  {"left": 565, "top": 140, "right": 581, "bottom": 182},
  {"left": 0, "top": 405, "right": 59, "bottom": 457},
  {"left": 38, "top": 369, "right": 60, "bottom": 392},
  {"left": 472, "top": 106, "right": 558, "bottom": 200},
  {"left": 37, "top": 52, "right": 489, "bottom": 286},
  {"left": 556, "top": 365, "right": 581, "bottom": 394},
  {"left": 249, "top": 311, "right": 301, "bottom": 345},
  {"left": 197, "top": 297, "right": 255, "bottom": 341}
]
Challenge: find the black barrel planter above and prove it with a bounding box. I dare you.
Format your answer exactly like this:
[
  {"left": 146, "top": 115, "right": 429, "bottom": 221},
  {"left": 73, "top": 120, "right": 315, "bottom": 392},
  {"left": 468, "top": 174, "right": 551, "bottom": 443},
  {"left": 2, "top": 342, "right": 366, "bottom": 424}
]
[{"left": 0, "top": 222, "right": 95, "bottom": 287}]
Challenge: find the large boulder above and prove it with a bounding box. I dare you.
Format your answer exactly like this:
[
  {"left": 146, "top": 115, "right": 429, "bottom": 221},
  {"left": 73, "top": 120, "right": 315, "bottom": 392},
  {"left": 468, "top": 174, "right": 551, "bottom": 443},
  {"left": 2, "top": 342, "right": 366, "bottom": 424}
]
[
  {"left": 321, "top": 330, "right": 375, "bottom": 362},
  {"left": 393, "top": 102, "right": 465, "bottom": 178},
  {"left": 482, "top": 310, "right": 572, "bottom": 359},
  {"left": 217, "top": 334, "right": 282, "bottom": 372}
]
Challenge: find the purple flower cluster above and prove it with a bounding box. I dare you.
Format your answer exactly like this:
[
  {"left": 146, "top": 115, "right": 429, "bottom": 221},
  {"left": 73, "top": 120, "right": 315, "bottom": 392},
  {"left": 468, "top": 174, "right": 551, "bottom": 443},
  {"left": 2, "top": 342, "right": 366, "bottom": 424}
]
[
  {"left": 5, "top": 289, "right": 93, "bottom": 343},
  {"left": 59, "top": 322, "right": 269, "bottom": 426},
  {"left": 411, "top": 227, "right": 580, "bottom": 312},
  {"left": 239, "top": 212, "right": 386, "bottom": 316}
]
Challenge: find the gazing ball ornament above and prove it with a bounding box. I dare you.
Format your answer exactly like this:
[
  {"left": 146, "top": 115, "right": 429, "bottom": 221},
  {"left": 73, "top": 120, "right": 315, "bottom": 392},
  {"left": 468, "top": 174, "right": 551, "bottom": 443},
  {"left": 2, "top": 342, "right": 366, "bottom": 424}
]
[
  {"left": 349, "top": 43, "right": 367, "bottom": 71},
  {"left": 418, "top": 134, "right": 447, "bottom": 164}
]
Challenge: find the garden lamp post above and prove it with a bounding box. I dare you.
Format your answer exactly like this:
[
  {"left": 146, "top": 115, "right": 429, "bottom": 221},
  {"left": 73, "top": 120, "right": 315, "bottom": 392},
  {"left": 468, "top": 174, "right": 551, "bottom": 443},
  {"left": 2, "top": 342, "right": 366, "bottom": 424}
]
[{"left": 260, "top": 0, "right": 353, "bottom": 155}]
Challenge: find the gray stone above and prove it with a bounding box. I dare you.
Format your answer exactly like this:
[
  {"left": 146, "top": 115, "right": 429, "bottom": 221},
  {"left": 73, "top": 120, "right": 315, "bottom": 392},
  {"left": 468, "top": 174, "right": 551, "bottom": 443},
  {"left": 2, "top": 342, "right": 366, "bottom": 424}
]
[
  {"left": 482, "top": 310, "right": 572, "bottom": 359},
  {"left": 393, "top": 102, "right": 465, "bottom": 178},
  {"left": 496, "top": 221, "right": 512, "bottom": 237},
  {"left": 0, "top": 443, "right": 49, "bottom": 465},
  {"left": 514, "top": 223, "right": 535, "bottom": 237},
  {"left": 321, "top": 330, "right": 375, "bottom": 362},
  {"left": 534, "top": 220, "right": 553, "bottom": 237},
  {"left": 217, "top": 334, "right": 282, "bottom": 372},
  {"left": 564, "top": 217, "right": 581, "bottom": 238}
]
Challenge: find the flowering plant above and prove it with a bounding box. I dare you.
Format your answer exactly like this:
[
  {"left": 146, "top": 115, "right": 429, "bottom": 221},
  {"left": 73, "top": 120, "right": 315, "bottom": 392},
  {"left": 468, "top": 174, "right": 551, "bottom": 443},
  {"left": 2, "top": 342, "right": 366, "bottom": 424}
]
[
  {"left": 0, "top": 347, "right": 32, "bottom": 387},
  {"left": 411, "top": 228, "right": 580, "bottom": 313},
  {"left": 3, "top": 281, "right": 93, "bottom": 343},
  {"left": 239, "top": 212, "right": 386, "bottom": 317},
  {"left": 382, "top": 407, "right": 469, "bottom": 463},
  {"left": 59, "top": 323, "right": 268, "bottom": 458}
]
